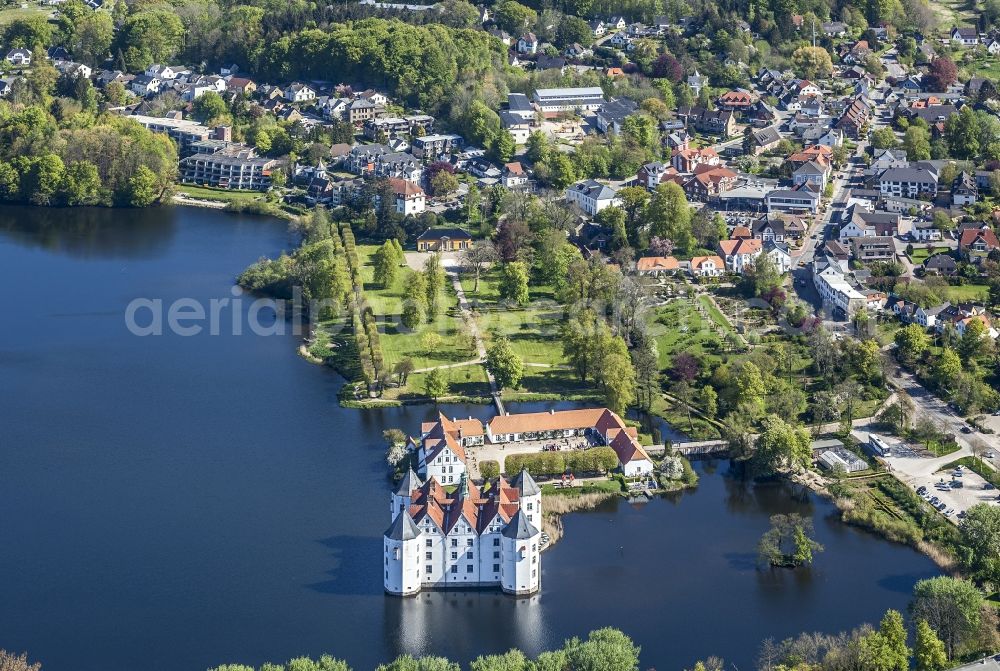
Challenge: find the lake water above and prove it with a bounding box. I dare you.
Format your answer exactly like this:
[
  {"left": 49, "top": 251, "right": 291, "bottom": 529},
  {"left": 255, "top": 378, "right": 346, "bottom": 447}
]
[{"left": 0, "top": 205, "right": 941, "bottom": 671}]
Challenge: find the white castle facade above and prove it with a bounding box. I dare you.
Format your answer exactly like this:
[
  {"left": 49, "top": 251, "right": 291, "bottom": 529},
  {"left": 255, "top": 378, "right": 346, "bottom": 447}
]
[
  {"left": 384, "top": 408, "right": 656, "bottom": 597},
  {"left": 383, "top": 467, "right": 542, "bottom": 596}
]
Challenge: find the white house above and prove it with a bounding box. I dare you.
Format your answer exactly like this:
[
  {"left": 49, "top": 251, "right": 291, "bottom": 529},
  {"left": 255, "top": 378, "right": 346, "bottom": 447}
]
[
  {"left": 284, "top": 82, "right": 316, "bottom": 103},
  {"left": 764, "top": 241, "right": 792, "bottom": 274},
  {"left": 516, "top": 32, "right": 538, "bottom": 54},
  {"left": 565, "top": 179, "right": 620, "bottom": 215},
  {"left": 5, "top": 48, "right": 31, "bottom": 66},
  {"left": 389, "top": 178, "right": 425, "bottom": 216},
  {"left": 951, "top": 27, "right": 979, "bottom": 47}
]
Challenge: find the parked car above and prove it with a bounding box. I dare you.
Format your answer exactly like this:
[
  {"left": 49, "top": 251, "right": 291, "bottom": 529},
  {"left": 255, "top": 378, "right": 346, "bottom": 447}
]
[
  {"left": 985, "top": 483, "right": 996, "bottom": 490},
  {"left": 961, "top": 426, "right": 972, "bottom": 434}
]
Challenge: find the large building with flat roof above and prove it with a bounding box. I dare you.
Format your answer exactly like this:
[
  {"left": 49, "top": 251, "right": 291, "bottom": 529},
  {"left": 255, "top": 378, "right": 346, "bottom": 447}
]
[{"left": 532, "top": 87, "right": 605, "bottom": 116}]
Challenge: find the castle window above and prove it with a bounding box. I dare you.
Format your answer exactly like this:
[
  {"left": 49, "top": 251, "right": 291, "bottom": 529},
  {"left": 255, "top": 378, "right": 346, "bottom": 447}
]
[
  {"left": 451, "top": 551, "right": 457, "bottom": 560},
  {"left": 527, "top": 502, "right": 533, "bottom": 510},
  {"left": 426, "top": 565, "right": 432, "bottom": 574},
  {"left": 450, "top": 565, "right": 458, "bottom": 574},
  {"left": 466, "top": 538, "right": 473, "bottom": 546},
  {"left": 451, "top": 538, "right": 458, "bottom": 547},
  {"left": 426, "top": 539, "right": 432, "bottom": 547},
  {"left": 425, "top": 552, "right": 432, "bottom": 560},
  {"left": 393, "top": 548, "right": 400, "bottom": 560},
  {"left": 493, "top": 564, "right": 500, "bottom": 573},
  {"left": 466, "top": 551, "right": 473, "bottom": 559},
  {"left": 493, "top": 538, "right": 500, "bottom": 547},
  {"left": 466, "top": 565, "right": 473, "bottom": 573},
  {"left": 493, "top": 551, "right": 500, "bottom": 559},
  {"left": 385, "top": 570, "right": 388, "bottom": 579},
  {"left": 532, "top": 569, "right": 537, "bottom": 578}
]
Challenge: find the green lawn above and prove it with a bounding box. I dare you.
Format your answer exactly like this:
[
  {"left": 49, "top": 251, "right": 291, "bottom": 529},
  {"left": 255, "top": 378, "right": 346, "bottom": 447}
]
[
  {"left": 176, "top": 184, "right": 266, "bottom": 205},
  {"left": 942, "top": 284, "right": 989, "bottom": 303},
  {"left": 385, "top": 364, "right": 491, "bottom": 401},
  {"left": 354, "top": 244, "right": 473, "bottom": 371},
  {"left": 458, "top": 267, "right": 588, "bottom": 396},
  {"left": 907, "top": 246, "right": 950, "bottom": 264},
  {"left": 0, "top": 5, "right": 52, "bottom": 26}
]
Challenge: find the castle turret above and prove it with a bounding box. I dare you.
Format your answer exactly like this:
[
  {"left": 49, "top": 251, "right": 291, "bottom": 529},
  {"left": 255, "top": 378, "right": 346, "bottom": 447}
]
[
  {"left": 511, "top": 468, "right": 542, "bottom": 527},
  {"left": 391, "top": 468, "right": 422, "bottom": 521},
  {"left": 500, "top": 509, "right": 541, "bottom": 596},
  {"left": 383, "top": 511, "right": 422, "bottom": 596}
]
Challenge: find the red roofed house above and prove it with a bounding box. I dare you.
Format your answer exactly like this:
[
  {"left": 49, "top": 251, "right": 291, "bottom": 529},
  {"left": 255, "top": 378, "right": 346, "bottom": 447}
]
[
  {"left": 672, "top": 146, "right": 720, "bottom": 173},
  {"left": 960, "top": 228, "right": 999, "bottom": 263},
  {"left": 717, "top": 237, "right": 763, "bottom": 273},
  {"left": 717, "top": 89, "right": 755, "bottom": 112},
  {"left": 684, "top": 165, "right": 738, "bottom": 202},
  {"left": 636, "top": 255, "right": 680, "bottom": 275}
]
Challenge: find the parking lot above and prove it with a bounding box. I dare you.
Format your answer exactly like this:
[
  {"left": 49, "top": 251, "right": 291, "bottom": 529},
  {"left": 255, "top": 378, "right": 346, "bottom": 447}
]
[
  {"left": 878, "top": 438, "right": 1000, "bottom": 523},
  {"left": 911, "top": 465, "right": 998, "bottom": 522}
]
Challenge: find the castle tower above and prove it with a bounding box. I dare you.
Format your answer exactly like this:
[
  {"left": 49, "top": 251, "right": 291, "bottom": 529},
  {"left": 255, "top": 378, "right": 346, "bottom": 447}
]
[
  {"left": 511, "top": 468, "right": 541, "bottom": 527},
  {"left": 390, "top": 468, "right": 422, "bottom": 522},
  {"left": 383, "top": 511, "right": 422, "bottom": 596},
  {"left": 500, "top": 509, "right": 541, "bottom": 596}
]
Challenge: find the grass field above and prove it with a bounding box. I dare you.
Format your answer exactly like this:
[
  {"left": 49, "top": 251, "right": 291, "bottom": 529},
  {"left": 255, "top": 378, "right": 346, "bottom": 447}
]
[
  {"left": 942, "top": 283, "right": 989, "bottom": 303},
  {"left": 907, "top": 246, "right": 950, "bottom": 264},
  {"left": 354, "top": 244, "right": 473, "bottom": 371},
  {"left": 0, "top": 5, "right": 52, "bottom": 26},
  {"left": 176, "top": 184, "right": 266, "bottom": 205}
]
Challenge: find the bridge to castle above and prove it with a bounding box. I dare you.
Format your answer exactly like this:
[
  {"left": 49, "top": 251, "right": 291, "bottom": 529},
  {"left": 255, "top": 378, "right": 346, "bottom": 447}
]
[{"left": 645, "top": 440, "right": 730, "bottom": 457}]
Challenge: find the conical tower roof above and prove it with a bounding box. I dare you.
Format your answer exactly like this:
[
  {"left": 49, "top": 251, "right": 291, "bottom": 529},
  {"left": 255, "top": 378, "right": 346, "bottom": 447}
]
[
  {"left": 510, "top": 468, "right": 540, "bottom": 496},
  {"left": 501, "top": 508, "right": 540, "bottom": 540},
  {"left": 385, "top": 511, "right": 421, "bottom": 541},
  {"left": 394, "top": 468, "right": 422, "bottom": 497}
]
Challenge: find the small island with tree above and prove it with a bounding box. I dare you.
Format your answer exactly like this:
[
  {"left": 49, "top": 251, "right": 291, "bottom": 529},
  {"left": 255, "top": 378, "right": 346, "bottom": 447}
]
[{"left": 758, "top": 513, "right": 824, "bottom": 569}]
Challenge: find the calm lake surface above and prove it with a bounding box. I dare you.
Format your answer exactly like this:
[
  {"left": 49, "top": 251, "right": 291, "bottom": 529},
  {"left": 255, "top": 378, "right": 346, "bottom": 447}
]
[{"left": 0, "top": 205, "right": 941, "bottom": 671}]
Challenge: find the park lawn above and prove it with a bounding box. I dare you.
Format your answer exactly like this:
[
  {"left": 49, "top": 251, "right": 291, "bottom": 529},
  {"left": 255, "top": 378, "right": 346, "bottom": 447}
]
[
  {"left": 353, "top": 244, "right": 474, "bottom": 370},
  {"left": 942, "top": 284, "right": 989, "bottom": 303},
  {"left": 907, "top": 246, "right": 950, "bottom": 264},
  {"left": 479, "top": 305, "right": 565, "bottom": 365},
  {"left": 176, "top": 184, "right": 266, "bottom": 205},
  {"left": 384, "top": 363, "right": 491, "bottom": 401}
]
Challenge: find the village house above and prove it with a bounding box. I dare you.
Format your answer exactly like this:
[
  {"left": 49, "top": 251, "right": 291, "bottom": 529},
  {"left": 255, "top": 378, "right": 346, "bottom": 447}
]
[
  {"left": 677, "top": 106, "right": 736, "bottom": 136},
  {"left": 284, "top": 82, "right": 316, "bottom": 103},
  {"left": 749, "top": 126, "right": 782, "bottom": 155},
  {"left": 501, "top": 162, "right": 529, "bottom": 189},
  {"left": 516, "top": 32, "right": 538, "bottom": 54},
  {"left": 388, "top": 178, "right": 426, "bottom": 216},
  {"left": 718, "top": 238, "right": 763, "bottom": 274},
  {"left": 851, "top": 236, "right": 895, "bottom": 262},
  {"left": 959, "top": 228, "right": 999, "bottom": 262},
  {"left": 951, "top": 27, "right": 980, "bottom": 47},
  {"left": 565, "top": 179, "right": 621, "bottom": 216},
  {"left": 684, "top": 165, "right": 738, "bottom": 202},
  {"left": 671, "top": 146, "right": 720, "bottom": 173},
  {"left": 690, "top": 255, "right": 725, "bottom": 277},
  {"left": 636, "top": 256, "right": 680, "bottom": 275}
]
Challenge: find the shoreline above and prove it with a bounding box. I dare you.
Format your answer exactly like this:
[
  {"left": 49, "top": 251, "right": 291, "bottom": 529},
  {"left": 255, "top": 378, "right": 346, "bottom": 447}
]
[{"left": 791, "top": 470, "right": 958, "bottom": 571}]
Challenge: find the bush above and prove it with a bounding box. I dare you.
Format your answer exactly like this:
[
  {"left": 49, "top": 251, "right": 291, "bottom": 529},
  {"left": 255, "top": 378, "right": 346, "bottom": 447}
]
[{"left": 479, "top": 460, "right": 500, "bottom": 481}]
